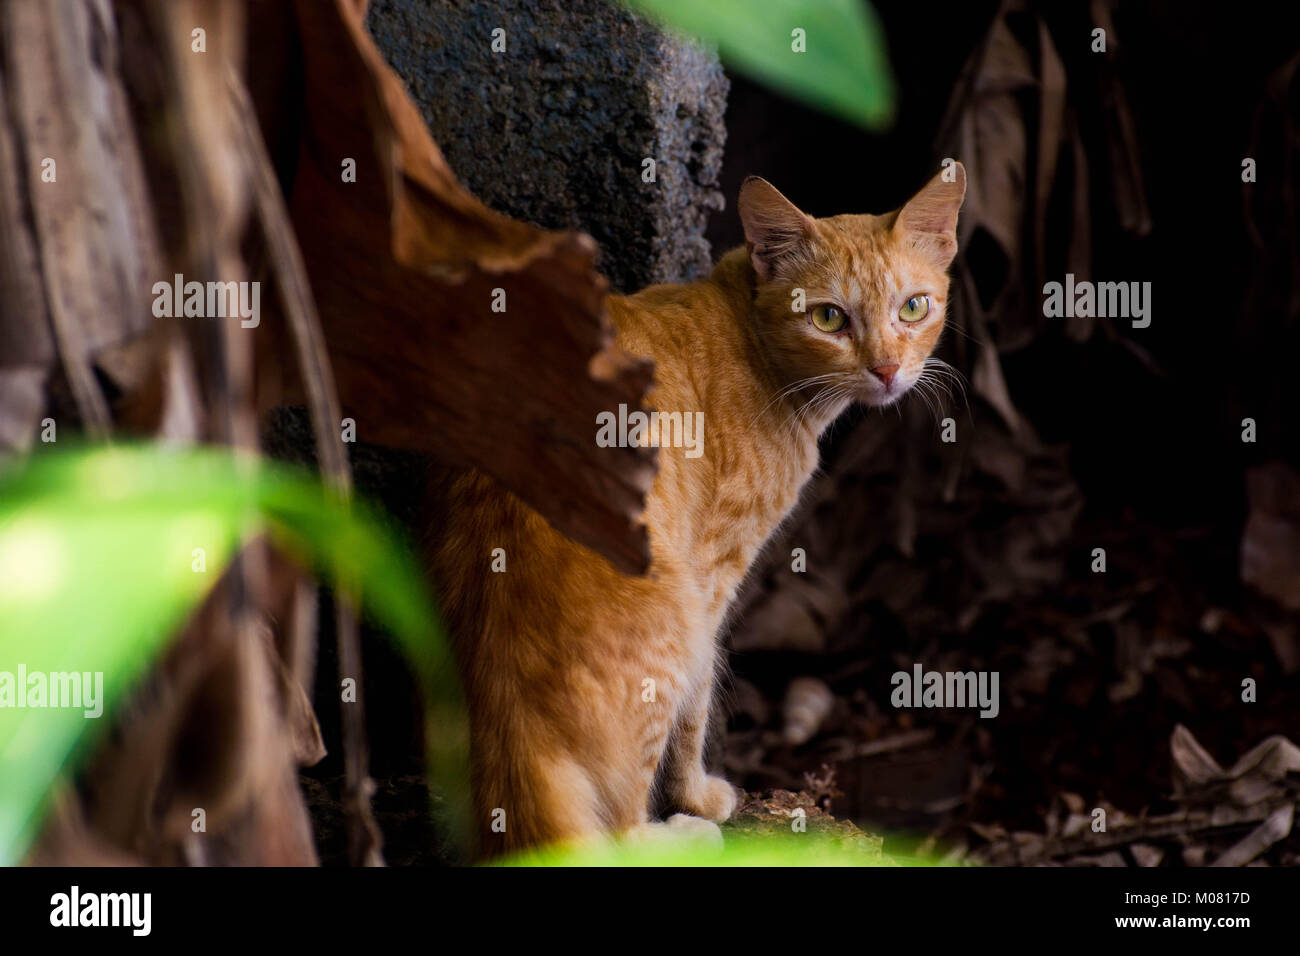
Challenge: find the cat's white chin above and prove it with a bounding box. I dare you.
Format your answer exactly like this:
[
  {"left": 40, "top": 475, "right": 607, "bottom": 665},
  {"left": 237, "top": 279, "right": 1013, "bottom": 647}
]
[{"left": 856, "top": 380, "right": 911, "bottom": 408}]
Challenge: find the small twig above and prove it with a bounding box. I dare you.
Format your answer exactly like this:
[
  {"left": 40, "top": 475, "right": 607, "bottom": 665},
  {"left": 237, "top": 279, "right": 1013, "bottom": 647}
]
[{"left": 853, "top": 728, "right": 937, "bottom": 759}]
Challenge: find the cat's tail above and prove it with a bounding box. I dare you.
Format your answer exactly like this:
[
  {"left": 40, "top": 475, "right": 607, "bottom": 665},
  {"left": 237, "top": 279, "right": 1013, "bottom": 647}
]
[{"left": 474, "top": 735, "right": 606, "bottom": 859}]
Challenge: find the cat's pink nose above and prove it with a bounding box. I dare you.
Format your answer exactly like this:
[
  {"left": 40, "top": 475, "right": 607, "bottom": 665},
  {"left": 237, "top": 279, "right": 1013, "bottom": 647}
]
[{"left": 870, "top": 364, "right": 901, "bottom": 387}]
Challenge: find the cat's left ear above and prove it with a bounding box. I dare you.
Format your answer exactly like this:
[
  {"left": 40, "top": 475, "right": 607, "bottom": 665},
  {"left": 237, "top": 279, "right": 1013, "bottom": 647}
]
[
  {"left": 894, "top": 162, "right": 967, "bottom": 267},
  {"left": 738, "top": 177, "right": 815, "bottom": 282}
]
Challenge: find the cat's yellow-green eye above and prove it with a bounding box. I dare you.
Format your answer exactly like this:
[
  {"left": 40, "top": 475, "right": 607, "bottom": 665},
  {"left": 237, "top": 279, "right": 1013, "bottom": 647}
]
[
  {"left": 810, "top": 304, "right": 847, "bottom": 333},
  {"left": 899, "top": 294, "right": 931, "bottom": 323}
]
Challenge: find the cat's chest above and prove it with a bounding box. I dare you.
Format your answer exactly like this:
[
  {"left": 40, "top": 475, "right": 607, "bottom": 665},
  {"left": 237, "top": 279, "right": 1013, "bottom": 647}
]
[{"left": 666, "top": 427, "right": 818, "bottom": 617}]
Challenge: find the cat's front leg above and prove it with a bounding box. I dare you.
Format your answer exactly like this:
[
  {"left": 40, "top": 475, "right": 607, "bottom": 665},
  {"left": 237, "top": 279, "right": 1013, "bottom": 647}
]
[{"left": 660, "top": 676, "right": 738, "bottom": 822}]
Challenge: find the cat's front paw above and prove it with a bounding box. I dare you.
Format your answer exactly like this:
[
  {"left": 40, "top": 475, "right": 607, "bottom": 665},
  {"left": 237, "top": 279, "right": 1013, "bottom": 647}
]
[
  {"left": 664, "top": 813, "right": 724, "bottom": 849},
  {"left": 682, "top": 774, "right": 738, "bottom": 823},
  {"left": 625, "top": 814, "right": 723, "bottom": 851}
]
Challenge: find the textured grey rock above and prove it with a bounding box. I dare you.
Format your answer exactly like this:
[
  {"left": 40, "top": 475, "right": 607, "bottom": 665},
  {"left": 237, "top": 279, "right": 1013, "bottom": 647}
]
[{"left": 367, "top": 0, "right": 728, "bottom": 293}]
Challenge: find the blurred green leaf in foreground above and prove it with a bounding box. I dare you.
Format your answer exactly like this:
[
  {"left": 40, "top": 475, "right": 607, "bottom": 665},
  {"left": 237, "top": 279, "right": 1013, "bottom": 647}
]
[
  {"left": 0, "top": 444, "right": 468, "bottom": 866},
  {"left": 498, "top": 829, "right": 939, "bottom": 866}
]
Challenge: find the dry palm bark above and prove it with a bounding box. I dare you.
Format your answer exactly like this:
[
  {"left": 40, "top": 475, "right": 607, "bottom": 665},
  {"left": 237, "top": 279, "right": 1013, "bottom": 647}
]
[
  {"left": 263, "top": 0, "right": 657, "bottom": 574},
  {"left": 0, "top": 0, "right": 160, "bottom": 443}
]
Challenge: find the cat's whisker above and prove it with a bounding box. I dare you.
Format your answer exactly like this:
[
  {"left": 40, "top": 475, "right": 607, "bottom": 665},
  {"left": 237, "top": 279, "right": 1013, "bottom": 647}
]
[
  {"left": 783, "top": 375, "right": 853, "bottom": 439},
  {"left": 919, "top": 371, "right": 953, "bottom": 406},
  {"left": 816, "top": 382, "right": 856, "bottom": 428},
  {"left": 781, "top": 395, "right": 816, "bottom": 440},
  {"left": 909, "top": 376, "right": 944, "bottom": 425},
  {"left": 910, "top": 383, "right": 936, "bottom": 423},
  {"left": 912, "top": 371, "right": 951, "bottom": 425},
  {"left": 785, "top": 382, "right": 826, "bottom": 434},
  {"left": 803, "top": 384, "right": 849, "bottom": 432},
  {"left": 820, "top": 378, "right": 855, "bottom": 412},
  {"left": 787, "top": 391, "right": 827, "bottom": 438},
  {"left": 926, "top": 368, "right": 964, "bottom": 406},
  {"left": 751, "top": 372, "right": 844, "bottom": 428},
  {"left": 942, "top": 320, "right": 985, "bottom": 346},
  {"left": 922, "top": 357, "right": 968, "bottom": 409},
  {"left": 927, "top": 359, "right": 978, "bottom": 425},
  {"left": 923, "top": 374, "right": 952, "bottom": 414}
]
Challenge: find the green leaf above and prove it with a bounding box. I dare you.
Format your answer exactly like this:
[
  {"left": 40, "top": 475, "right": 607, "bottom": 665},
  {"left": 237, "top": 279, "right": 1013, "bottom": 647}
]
[
  {"left": 0, "top": 445, "right": 468, "bottom": 865},
  {"left": 495, "top": 829, "right": 939, "bottom": 867},
  {"left": 622, "top": 0, "right": 895, "bottom": 129}
]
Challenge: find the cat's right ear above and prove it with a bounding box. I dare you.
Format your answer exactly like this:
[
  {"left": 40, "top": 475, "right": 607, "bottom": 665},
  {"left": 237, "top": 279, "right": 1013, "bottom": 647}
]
[
  {"left": 738, "top": 177, "right": 814, "bottom": 282},
  {"left": 893, "top": 163, "right": 967, "bottom": 268}
]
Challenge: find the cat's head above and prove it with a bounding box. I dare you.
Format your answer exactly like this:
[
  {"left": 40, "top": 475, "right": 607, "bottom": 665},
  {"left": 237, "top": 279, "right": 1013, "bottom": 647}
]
[{"left": 738, "top": 164, "right": 966, "bottom": 416}]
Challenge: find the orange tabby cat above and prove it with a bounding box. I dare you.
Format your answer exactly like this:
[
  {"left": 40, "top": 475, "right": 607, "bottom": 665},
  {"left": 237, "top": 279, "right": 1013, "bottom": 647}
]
[{"left": 429, "top": 164, "right": 967, "bottom": 856}]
